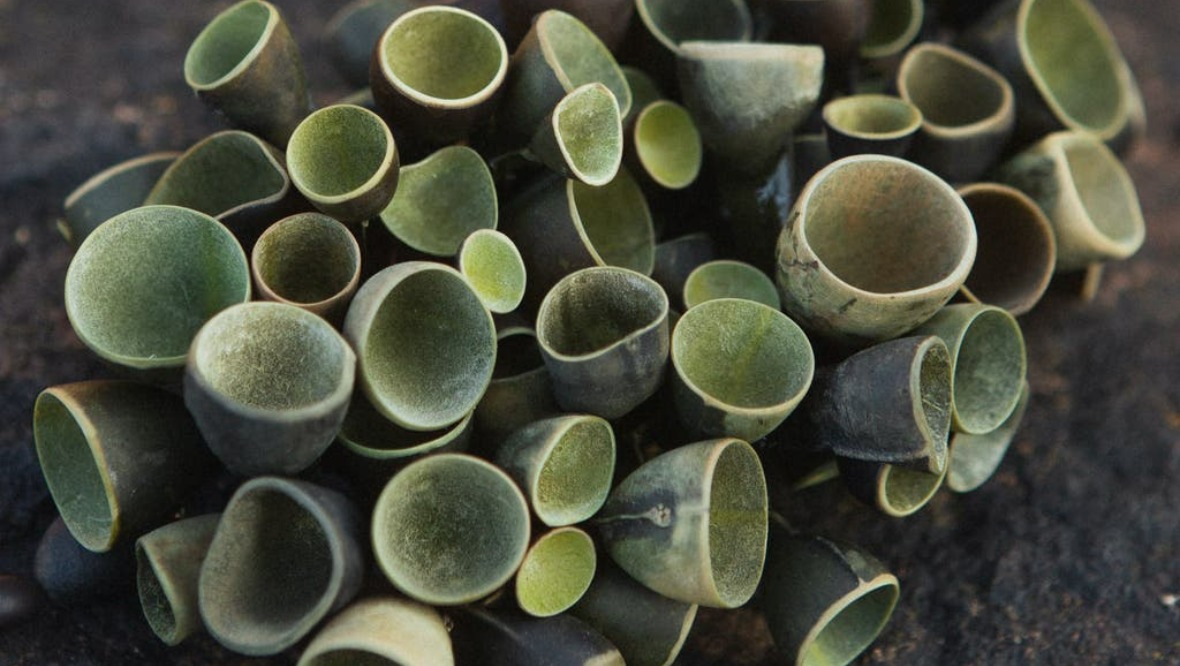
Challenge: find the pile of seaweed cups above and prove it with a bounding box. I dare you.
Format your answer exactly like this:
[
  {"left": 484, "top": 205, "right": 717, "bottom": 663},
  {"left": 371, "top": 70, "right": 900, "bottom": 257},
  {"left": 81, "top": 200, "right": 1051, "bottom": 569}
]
[{"left": 27, "top": 0, "right": 1147, "bottom": 664}]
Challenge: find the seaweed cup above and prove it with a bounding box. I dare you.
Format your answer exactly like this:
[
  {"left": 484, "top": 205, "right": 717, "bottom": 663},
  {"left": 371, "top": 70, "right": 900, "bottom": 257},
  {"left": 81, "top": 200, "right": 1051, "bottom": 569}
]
[
  {"left": 536, "top": 267, "right": 669, "bottom": 419},
  {"left": 957, "top": 183, "right": 1056, "bottom": 316},
  {"left": 948, "top": 382, "right": 1031, "bottom": 493},
  {"left": 184, "top": 0, "right": 310, "bottom": 146},
  {"left": 822, "top": 94, "right": 922, "bottom": 160},
  {"left": 677, "top": 41, "right": 824, "bottom": 177},
  {"left": 897, "top": 43, "right": 1015, "bottom": 183},
  {"left": 913, "top": 304, "right": 1027, "bottom": 435},
  {"left": 528, "top": 83, "right": 623, "bottom": 186},
  {"left": 474, "top": 327, "right": 558, "bottom": 443},
  {"left": 597, "top": 438, "right": 768, "bottom": 608},
  {"left": 298, "top": 596, "right": 455, "bottom": 666},
  {"left": 380, "top": 145, "right": 497, "bottom": 257},
  {"left": 859, "top": 0, "right": 924, "bottom": 59},
  {"left": 184, "top": 302, "right": 355, "bottom": 476},
  {"left": 515, "top": 527, "right": 598, "bottom": 617},
  {"left": 775, "top": 155, "right": 976, "bottom": 346},
  {"left": 251, "top": 213, "right": 362, "bottom": 324},
  {"left": 494, "top": 414, "right": 616, "bottom": 526},
  {"left": 837, "top": 455, "right": 949, "bottom": 517},
  {"left": 144, "top": 130, "right": 296, "bottom": 246},
  {"left": 496, "top": 10, "right": 631, "bottom": 145},
  {"left": 624, "top": 0, "right": 752, "bottom": 92},
  {"left": 62, "top": 152, "right": 178, "bottom": 247},
  {"left": 628, "top": 100, "right": 703, "bottom": 190},
  {"left": 652, "top": 233, "right": 717, "bottom": 311},
  {"left": 65, "top": 206, "right": 250, "bottom": 376},
  {"left": 135, "top": 514, "right": 220, "bottom": 646},
  {"left": 501, "top": 169, "right": 655, "bottom": 310},
  {"left": 672, "top": 299, "right": 814, "bottom": 442},
  {"left": 199, "top": 477, "right": 364, "bottom": 656},
  {"left": 759, "top": 531, "right": 900, "bottom": 665},
  {"left": 458, "top": 229, "right": 527, "bottom": 314},
  {"left": 344, "top": 262, "right": 497, "bottom": 430},
  {"left": 995, "top": 130, "right": 1145, "bottom": 271},
  {"left": 500, "top": 0, "right": 635, "bottom": 52},
  {"left": 371, "top": 5, "right": 508, "bottom": 147},
  {"left": 683, "top": 260, "right": 781, "bottom": 310},
  {"left": 957, "top": 0, "right": 1140, "bottom": 148},
  {"left": 34, "top": 381, "right": 216, "bottom": 553},
  {"left": 372, "top": 454, "right": 531, "bottom": 605},
  {"left": 286, "top": 104, "right": 399, "bottom": 223}
]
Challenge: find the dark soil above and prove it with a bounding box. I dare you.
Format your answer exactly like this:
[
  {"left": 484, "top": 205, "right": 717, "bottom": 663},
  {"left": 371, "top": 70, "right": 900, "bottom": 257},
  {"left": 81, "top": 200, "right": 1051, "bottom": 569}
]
[{"left": 1, "top": 1, "right": 1176, "bottom": 664}]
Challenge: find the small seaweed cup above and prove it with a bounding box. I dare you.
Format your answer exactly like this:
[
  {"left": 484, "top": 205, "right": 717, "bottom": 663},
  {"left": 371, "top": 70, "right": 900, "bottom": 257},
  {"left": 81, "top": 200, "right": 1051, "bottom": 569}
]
[
  {"left": 494, "top": 414, "right": 616, "bottom": 526},
  {"left": 948, "top": 381, "right": 1031, "bottom": 492},
  {"left": 676, "top": 41, "right": 825, "bottom": 177},
  {"left": 184, "top": 0, "right": 311, "bottom": 146},
  {"left": 626, "top": 100, "right": 703, "bottom": 190},
  {"left": 795, "top": 336, "right": 952, "bottom": 473},
  {"left": 913, "top": 304, "right": 1027, "bottom": 435},
  {"left": 286, "top": 104, "right": 399, "bottom": 224},
  {"left": 568, "top": 561, "right": 698, "bottom": 666},
  {"left": 501, "top": 169, "right": 655, "bottom": 309},
  {"left": 184, "top": 302, "right": 355, "bottom": 476},
  {"left": 251, "top": 213, "right": 362, "bottom": 324},
  {"left": 775, "top": 155, "right": 977, "bottom": 346},
  {"left": 957, "top": 183, "right": 1056, "bottom": 316},
  {"left": 596, "top": 438, "right": 768, "bottom": 608},
  {"left": 515, "top": 527, "right": 598, "bottom": 617},
  {"left": 683, "top": 260, "right": 781, "bottom": 309},
  {"left": 623, "top": 0, "right": 753, "bottom": 92},
  {"left": 859, "top": 0, "right": 924, "bottom": 59},
  {"left": 672, "top": 299, "right": 814, "bottom": 442},
  {"left": 344, "top": 262, "right": 497, "bottom": 430},
  {"left": 298, "top": 597, "right": 455, "bottom": 666},
  {"left": 496, "top": 10, "right": 632, "bottom": 146},
  {"left": 61, "top": 152, "right": 178, "bottom": 246},
  {"left": 34, "top": 517, "right": 134, "bottom": 604},
  {"left": 371, "top": 5, "right": 509, "bottom": 148},
  {"left": 994, "top": 130, "right": 1145, "bottom": 271},
  {"left": 822, "top": 94, "right": 922, "bottom": 160},
  {"left": 536, "top": 267, "right": 669, "bottom": 419},
  {"left": 459, "top": 229, "right": 527, "bottom": 314},
  {"left": 957, "top": 0, "right": 1143, "bottom": 150},
  {"left": 144, "top": 130, "right": 298, "bottom": 246},
  {"left": 325, "top": 0, "right": 418, "bottom": 87},
  {"left": 651, "top": 233, "right": 717, "bottom": 310},
  {"left": 896, "top": 43, "right": 1015, "bottom": 183},
  {"left": 65, "top": 206, "right": 250, "bottom": 378},
  {"left": 474, "top": 327, "right": 559, "bottom": 442},
  {"left": 837, "top": 453, "right": 949, "bottom": 516},
  {"left": 450, "top": 607, "right": 624, "bottom": 665},
  {"left": 135, "top": 514, "right": 220, "bottom": 646},
  {"left": 199, "top": 477, "right": 364, "bottom": 656},
  {"left": 372, "top": 454, "right": 531, "bottom": 605},
  {"left": 758, "top": 0, "right": 868, "bottom": 87},
  {"left": 500, "top": 0, "right": 635, "bottom": 51},
  {"left": 759, "top": 530, "right": 900, "bottom": 665},
  {"left": 34, "top": 381, "right": 217, "bottom": 553},
  {"left": 380, "top": 145, "right": 498, "bottom": 257},
  {"left": 528, "top": 83, "right": 623, "bottom": 186}
]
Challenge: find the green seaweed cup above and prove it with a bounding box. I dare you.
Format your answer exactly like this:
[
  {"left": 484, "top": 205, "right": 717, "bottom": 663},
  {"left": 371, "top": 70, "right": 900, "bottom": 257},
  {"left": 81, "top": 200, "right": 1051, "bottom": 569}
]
[{"left": 515, "top": 527, "right": 597, "bottom": 617}]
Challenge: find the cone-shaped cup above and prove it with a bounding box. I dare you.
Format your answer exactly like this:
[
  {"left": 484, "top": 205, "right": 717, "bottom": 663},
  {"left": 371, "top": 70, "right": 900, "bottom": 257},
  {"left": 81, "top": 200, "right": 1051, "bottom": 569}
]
[
  {"left": 515, "top": 526, "right": 597, "bottom": 617},
  {"left": 759, "top": 530, "right": 900, "bottom": 665},
  {"left": 199, "top": 477, "right": 364, "bottom": 656},
  {"left": 34, "top": 381, "right": 217, "bottom": 553},
  {"left": 957, "top": 183, "right": 1056, "bottom": 316},
  {"left": 344, "top": 261, "right": 497, "bottom": 430},
  {"left": 65, "top": 206, "right": 250, "bottom": 377},
  {"left": 528, "top": 83, "right": 623, "bottom": 186},
  {"left": 536, "top": 267, "right": 669, "bottom": 419},
  {"left": 287, "top": 104, "right": 399, "bottom": 223},
  {"left": 298, "top": 596, "right": 454, "bottom": 666},
  {"left": 677, "top": 41, "right": 824, "bottom": 177},
  {"left": 184, "top": 0, "right": 311, "bottom": 146},
  {"left": 372, "top": 454, "right": 531, "bottom": 605},
  {"left": 251, "top": 213, "right": 361, "bottom": 324},
  {"left": 494, "top": 414, "right": 616, "bottom": 526},
  {"left": 995, "top": 130, "right": 1145, "bottom": 271},
  {"left": 62, "top": 152, "right": 178, "bottom": 247},
  {"left": 135, "top": 514, "right": 220, "bottom": 646},
  {"left": 185, "top": 302, "right": 355, "bottom": 476},
  {"left": 597, "top": 438, "right": 768, "bottom": 608},
  {"left": 775, "top": 155, "right": 976, "bottom": 346},
  {"left": 683, "top": 260, "right": 781, "bottom": 309},
  {"left": 838, "top": 456, "right": 948, "bottom": 516},
  {"left": 913, "top": 304, "right": 1027, "bottom": 435},
  {"left": 948, "top": 382, "right": 1030, "bottom": 492},
  {"left": 822, "top": 94, "right": 922, "bottom": 160}
]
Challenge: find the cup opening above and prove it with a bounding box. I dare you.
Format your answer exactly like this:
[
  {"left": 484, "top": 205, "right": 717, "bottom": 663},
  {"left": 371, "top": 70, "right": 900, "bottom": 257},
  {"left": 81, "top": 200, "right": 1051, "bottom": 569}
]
[
  {"left": 952, "top": 309, "right": 1025, "bottom": 434},
  {"left": 302, "top": 648, "right": 392, "bottom": 666},
  {"left": 802, "top": 581, "right": 900, "bottom": 666},
  {"left": 35, "top": 392, "right": 114, "bottom": 552},
  {"left": 915, "top": 339, "right": 952, "bottom": 447},
  {"left": 136, "top": 549, "right": 178, "bottom": 642},
  {"left": 683, "top": 260, "right": 780, "bottom": 310},
  {"left": 707, "top": 441, "right": 767, "bottom": 607},
  {"left": 147, "top": 133, "right": 287, "bottom": 217},
  {"left": 516, "top": 529, "right": 597, "bottom": 617},
  {"left": 635, "top": 101, "right": 702, "bottom": 189},
  {"left": 960, "top": 186, "right": 1054, "bottom": 313},
  {"left": 493, "top": 330, "right": 545, "bottom": 380},
  {"left": 538, "top": 11, "right": 631, "bottom": 116},
  {"left": 1062, "top": 136, "right": 1142, "bottom": 245},
  {"left": 185, "top": 1, "right": 272, "bottom": 87},
  {"left": 901, "top": 46, "right": 1006, "bottom": 129},
  {"left": 288, "top": 106, "right": 390, "bottom": 198},
  {"left": 554, "top": 85, "right": 622, "bottom": 185},
  {"left": 824, "top": 96, "right": 921, "bottom": 138},
  {"left": 459, "top": 230, "right": 526, "bottom": 314},
  {"left": 638, "top": 0, "right": 750, "bottom": 48},
  {"left": 539, "top": 269, "right": 665, "bottom": 357},
  {"left": 535, "top": 418, "right": 615, "bottom": 525},
  {"left": 880, "top": 464, "right": 945, "bottom": 515},
  {"left": 383, "top": 8, "right": 505, "bottom": 104},
  {"left": 382, "top": 146, "right": 496, "bottom": 256},
  {"left": 255, "top": 215, "right": 359, "bottom": 305},
  {"left": 569, "top": 173, "right": 655, "bottom": 274}
]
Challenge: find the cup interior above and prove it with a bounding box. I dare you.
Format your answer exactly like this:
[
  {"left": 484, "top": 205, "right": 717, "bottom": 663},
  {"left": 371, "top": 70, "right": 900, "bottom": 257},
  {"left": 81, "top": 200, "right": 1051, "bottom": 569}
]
[
  {"left": 802, "top": 581, "right": 900, "bottom": 666},
  {"left": 638, "top": 0, "right": 749, "bottom": 47},
  {"left": 382, "top": 7, "right": 505, "bottom": 103},
  {"left": 901, "top": 46, "right": 1006, "bottom": 129},
  {"left": 538, "top": 269, "right": 665, "bottom": 358},
  {"left": 288, "top": 106, "right": 390, "bottom": 198},
  {"left": 960, "top": 186, "right": 1054, "bottom": 313},
  {"left": 254, "top": 214, "right": 359, "bottom": 305},
  {"left": 185, "top": 1, "right": 271, "bottom": 87},
  {"left": 146, "top": 132, "right": 287, "bottom": 218},
  {"left": 553, "top": 84, "right": 622, "bottom": 186},
  {"left": 707, "top": 441, "right": 768, "bottom": 607},
  {"left": 824, "top": 95, "right": 922, "bottom": 138},
  {"left": 533, "top": 417, "right": 615, "bottom": 525},
  {"left": 634, "top": 101, "right": 702, "bottom": 189},
  {"left": 1062, "top": 135, "right": 1142, "bottom": 245},
  {"left": 569, "top": 173, "right": 655, "bottom": 275},
  {"left": 34, "top": 391, "right": 113, "bottom": 552},
  {"left": 537, "top": 11, "right": 631, "bottom": 117},
  {"left": 951, "top": 308, "right": 1025, "bottom": 434},
  {"left": 516, "top": 528, "right": 597, "bottom": 617}
]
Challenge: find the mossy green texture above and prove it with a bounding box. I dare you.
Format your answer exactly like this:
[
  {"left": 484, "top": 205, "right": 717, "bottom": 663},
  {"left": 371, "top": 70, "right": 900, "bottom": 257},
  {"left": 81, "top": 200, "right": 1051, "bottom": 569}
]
[
  {"left": 682, "top": 260, "right": 780, "bottom": 309},
  {"left": 632, "top": 100, "right": 702, "bottom": 189},
  {"left": 530, "top": 83, "right": 622, "bottom": 186},
  {"left": 135, "top": 514, "right": 220, "bottom": 646},
  {"left": 860, "top": 0, "right": 923, "bottom": 58},
  {"left": 63, "top": 152, "right": 177, "bottom": 246},
  {"left": 515, "top": 527, "right": 597, "bottom": 617},
  {"left": 458, "top": 230, "right": 525, "bottom": 314},
  {"left": 252, "top": 213, "right": 360, "bottom": 321},
  {"left": 949, "top": 383, "right": 1031, "bottom": 492}
]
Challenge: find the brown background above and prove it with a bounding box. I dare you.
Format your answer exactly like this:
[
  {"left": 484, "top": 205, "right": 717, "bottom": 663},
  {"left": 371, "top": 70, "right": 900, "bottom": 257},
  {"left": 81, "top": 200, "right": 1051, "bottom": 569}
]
[{"left": 0, "top": 0, "right": 1176, "bottom": 663}]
